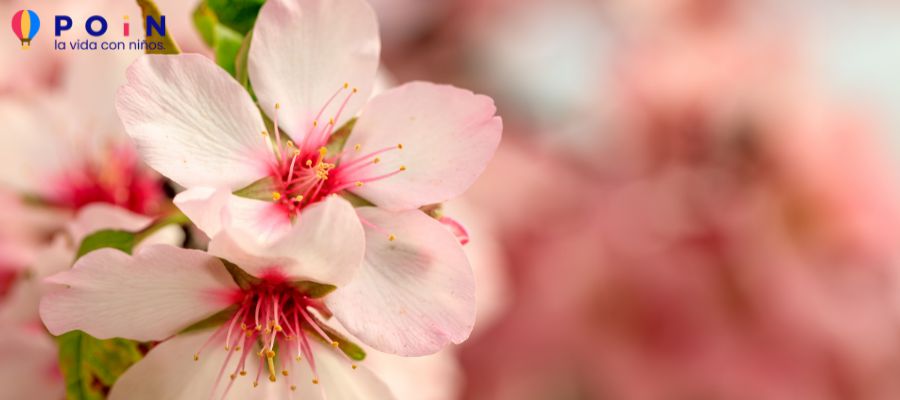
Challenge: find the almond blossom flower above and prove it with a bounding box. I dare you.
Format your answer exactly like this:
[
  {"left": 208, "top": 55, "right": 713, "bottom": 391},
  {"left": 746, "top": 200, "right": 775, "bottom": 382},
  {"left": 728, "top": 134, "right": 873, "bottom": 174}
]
[
  {"left": 116, "top": 0, "right": 499, "bottom": 357},
  {"left": 38, "top": 195, "right": 467, "bottom": 399}
]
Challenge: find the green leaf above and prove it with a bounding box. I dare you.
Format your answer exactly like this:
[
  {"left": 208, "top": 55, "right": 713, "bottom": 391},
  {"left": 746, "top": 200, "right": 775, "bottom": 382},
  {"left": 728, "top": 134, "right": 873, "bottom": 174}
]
[
  {"left": 207, "top": 0, "right": 266, "bottom": 35},
  {"left": 213, "top": 24, "right": 244, "bottom": 76},
  {"left": 192, "top": 1, "right": 217, "bottom": 47},
  {"left": 57, "top": 331, "right": 144, "bottom": 400},
  {"left": 136, "top": 0, "right": 182, "bottom": 54},
  {"left": 75, "top": 230, "right": 136, "bottom": 260}
]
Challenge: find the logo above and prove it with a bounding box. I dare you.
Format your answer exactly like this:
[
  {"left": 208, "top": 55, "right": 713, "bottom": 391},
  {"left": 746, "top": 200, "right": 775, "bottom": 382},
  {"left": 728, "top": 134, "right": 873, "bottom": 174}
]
[{"left": 11, "top": 9, "right": 40, "bottom": 49}]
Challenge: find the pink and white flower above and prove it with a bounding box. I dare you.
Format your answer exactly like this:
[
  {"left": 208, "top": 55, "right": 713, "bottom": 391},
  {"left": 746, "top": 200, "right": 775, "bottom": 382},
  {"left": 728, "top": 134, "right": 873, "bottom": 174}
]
[
  {"left": 115, "top": 0, "right": 499, "bottom": 358},
  {"left": 40, "top": 196, "right": 417, "bottom": 398}
]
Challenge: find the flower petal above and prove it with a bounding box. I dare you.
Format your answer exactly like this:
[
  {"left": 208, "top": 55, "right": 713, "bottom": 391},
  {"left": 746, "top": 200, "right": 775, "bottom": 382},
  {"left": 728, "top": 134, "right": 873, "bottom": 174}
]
[
  {"left": 0, "top": 326, "right": 64, "bottom": 400},
  {"left": 109, "top": 330, "right": 392, "bottom": 400},
  {"left": 326, "top": 207, "right": 476, "bottom": 356},
  {"left": 249, "top": 0, "right": 380, "bottom": 138},
  {"left": 116, "top": 54, "right": 271, "bottom": 190},
  {"left": 40, "top": 245, "right": 238, "bottom": 341},
  {"left": 343, "top": 81, "right": 502, "bottom": 210},
  {"left": 175, "top": 187, "right": 292, "bottom": 245},
  {"left": 293, "top": 340, "right": 396, "bottom": 400},
  {"left": 109, "top": 330, "right": 287, "bottom": 400},
  {"left": 208, "top": 196, "right": 364, "bottom": 285}
]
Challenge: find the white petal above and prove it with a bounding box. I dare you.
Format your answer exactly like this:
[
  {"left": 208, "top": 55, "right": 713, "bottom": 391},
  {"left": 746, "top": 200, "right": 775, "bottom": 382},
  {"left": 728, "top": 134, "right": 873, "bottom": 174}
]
[
  {"left": 327, "top": 207, "right": 476, "bottom": 356},
  {"left": 109, "top": 331, "right": 392, "bottom": 400},
  {"left": 292, "top": 340, "right": 396, "bottom": 400},
  {"left": 116, "top": 54, "right": 271, "bottom": 190},
  {"left": 249, "top": 0, "right": 380, "bottom": 138},
  {"left": 173, "top": 186, "right": 230, "bottom": 236},
  {"left": 343, "top": 82, "right": 502, "bottom": 210},
  {"left": 40, "top": 245, "right": 238, "bottom": 341},
  {"left": 208, "top": 196, "right": 364, "bottom": 285},
  {"left": 109, "top": 330, "right": 287, "bottom": 400},
  {"left": 175, "top": 186, "right": 293, "bottom": 244}
]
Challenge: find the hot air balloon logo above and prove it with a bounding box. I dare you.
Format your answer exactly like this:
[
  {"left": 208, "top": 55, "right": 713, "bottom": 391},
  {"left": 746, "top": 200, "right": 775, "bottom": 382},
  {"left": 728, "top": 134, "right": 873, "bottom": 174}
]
[{"left": 11, "top": 9, "right": 40, "bottom": 49}]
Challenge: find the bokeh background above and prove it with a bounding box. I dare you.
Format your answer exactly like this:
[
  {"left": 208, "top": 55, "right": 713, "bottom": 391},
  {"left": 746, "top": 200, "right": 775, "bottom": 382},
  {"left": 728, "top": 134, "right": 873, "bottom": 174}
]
[{"left": 4, "top": 0, "right": 900, "bottom": 399}]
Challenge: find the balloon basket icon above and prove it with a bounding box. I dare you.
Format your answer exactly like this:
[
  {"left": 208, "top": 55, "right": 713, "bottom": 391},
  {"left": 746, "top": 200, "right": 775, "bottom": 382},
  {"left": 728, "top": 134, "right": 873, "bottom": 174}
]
[{"left": 19, "top": 39, "right": 30, "bottom": 49}]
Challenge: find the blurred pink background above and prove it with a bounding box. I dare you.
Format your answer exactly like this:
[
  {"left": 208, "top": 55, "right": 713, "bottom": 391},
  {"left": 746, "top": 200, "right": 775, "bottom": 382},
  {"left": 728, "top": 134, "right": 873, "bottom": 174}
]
[{"left": 5, "top": 0, "right": 900, "bottom": 399}]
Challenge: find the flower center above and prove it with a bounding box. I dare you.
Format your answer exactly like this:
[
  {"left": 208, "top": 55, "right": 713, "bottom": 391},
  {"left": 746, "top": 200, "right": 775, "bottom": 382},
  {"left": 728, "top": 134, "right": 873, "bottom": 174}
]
[
  {"left": 258, "top": 84, "right": 407, "bottom": 218},
  {"left": 193, "top": 272, "right": 355, "bottom": 397},
  {"left": 48, "top": 145, "right": 163, "bottom": 214}
]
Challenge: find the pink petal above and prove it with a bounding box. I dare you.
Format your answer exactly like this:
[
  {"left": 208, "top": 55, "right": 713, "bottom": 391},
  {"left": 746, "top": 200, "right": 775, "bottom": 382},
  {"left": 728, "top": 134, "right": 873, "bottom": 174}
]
[
  {"left": 108, "top": 330, "right": 287, "bottom": 400},
  {"left": 175, "top": 187, "right": 292, "bottom": 245},
  {"left": 0, "top": 326, "right": 63, "bottom": 400},
  {"left": 116, "top": 54, "right": 271, "bottom": 190},
  {"left": 249, "top": 0, "right": 380, "bottom": 139},
  {"left": 40, "top": 245, "right": 238, "bottom": 341},
  {"left": 208, "top": 196, "right": 365, "bottom": 285},
  {"left": 344, "top": 82, "right": 502, "bottom": 210},
  {"left": 326, "top": 207, "right": 476, "bottom": 356}
]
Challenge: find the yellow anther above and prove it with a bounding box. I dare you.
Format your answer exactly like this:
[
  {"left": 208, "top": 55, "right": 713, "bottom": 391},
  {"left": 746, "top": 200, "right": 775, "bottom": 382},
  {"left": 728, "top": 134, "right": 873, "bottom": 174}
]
[
  {"left": 352, "top": 364, "right": 358, "bottom": 370},
  {"left": 329, "top": 118, "right": 334, "bottom": 125},
  {"left": 312, "top": 379, "right": 319, "bottom": 385},
  {"left": 193, "top": 354, "right": 199, "bottom": 361},
  {"left": 224, "top": 346, "right": 230, "bottom": 351},
  {"left": 399, "top": 165, "right": 407, "bottom": 171},
  {"left": 240, "top": 323, "right": 247, "bottom": 330},
  {"left": 319, "top": 147, "right": 328, "bottom": 156},
  {"left": 282, "top": 370, "right": 289, "bottom": 376},
  {"left": 260, "top": 131, "right": 267, "bottom": 136},
  {"left": 294, "top": 195, "right": 304, "bottom": 202},
  {"left": 296, "top": 356, "right": 302, "bottom": 361},
  {"left": 234, "top": 346, "right": 242, "bottom": 351},
  {"left": 286, "top": 141, "right": 295, "bottom": 148},
  {"left": 343, "top": 82, "right": 349, "bottom": 89},
  {"left": 354, "top": 144, "right": 361, "bottom": 151},
  {"left": 388, "top": 234, "right": 396, "bottom": 241},
  {"left": 373, "top": 157, "right": 380, "bottom": 164},
  {"left": 352, "top": 87, "right": 358, "bottom": 93},
  {"left": 397, "top": 143, "right": 404, "bottom": 149},
  {"left": 274, "top": 325, "right": 283, "bottom": 332},
  {"left": 240, "top": 370, "right": 247, "bottom": 376},
  {"left": 266, "top": 350, "right": 276, "bottom": 358},
  {"left": 269, "top": 375, "right": 277, "bottom": 383},
  {"left": 313, "top": 120, "right": 318, "bottom": 127},
  {"left": 272, "top": 192, "right": 282, "bottom": 201},
  {"left": 291, "top": 385, "right": 297, "bottom": 391},
  {"left": 230, "top": 374, "right": 236, "bottom": 381},
  {"left": 265, "top": 328, "right": 271, "bottom": 334},
  {"left": 331, "top": 341, "right": 340, "bottom": 347},
  {"left": 306, "top": 159, "right": 313, "bottom": 167},
  {"left": 253, "top": 381, "right": 259, "bottom": 388},
  {"left": 355, "top": 181, "right": 363, "bottom": 187},
  {"left": 255, "top": 325, "right": 262, "bottom": 331},
  {"left": 275, "top": 102, "right": 281, "bottom": 109}
]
